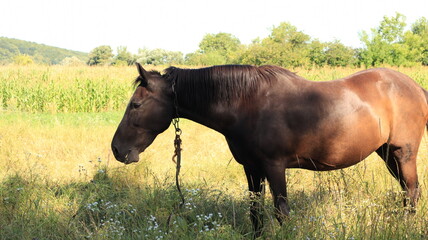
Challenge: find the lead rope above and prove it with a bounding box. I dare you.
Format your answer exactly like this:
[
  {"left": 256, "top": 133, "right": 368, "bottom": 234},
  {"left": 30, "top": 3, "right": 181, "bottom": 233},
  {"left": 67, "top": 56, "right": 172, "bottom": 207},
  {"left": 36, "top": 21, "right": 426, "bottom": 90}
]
[
  {"left": 172, "top": 119, "right": 184, "bottom": 207},
  {"left": 167, "top": 79, "right": 185, "bottom": 227}
]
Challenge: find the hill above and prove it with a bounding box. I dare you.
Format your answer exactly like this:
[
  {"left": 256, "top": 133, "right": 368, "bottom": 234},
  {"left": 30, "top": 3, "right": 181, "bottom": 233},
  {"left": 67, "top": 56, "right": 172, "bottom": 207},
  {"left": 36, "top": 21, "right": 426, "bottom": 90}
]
[{"left": 0, "top": 37, "right": 87, "bottom": 65}]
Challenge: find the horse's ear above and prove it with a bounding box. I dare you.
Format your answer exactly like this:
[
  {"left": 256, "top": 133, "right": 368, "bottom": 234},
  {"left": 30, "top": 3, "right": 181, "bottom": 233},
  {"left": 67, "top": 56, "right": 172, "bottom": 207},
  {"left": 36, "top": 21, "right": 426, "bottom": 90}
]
[
  {"left": 136, "top": 62, "right": 148, "bottom": 87},
  {"left": 136, "top": 62, "right": 147, "bottom": 77}
]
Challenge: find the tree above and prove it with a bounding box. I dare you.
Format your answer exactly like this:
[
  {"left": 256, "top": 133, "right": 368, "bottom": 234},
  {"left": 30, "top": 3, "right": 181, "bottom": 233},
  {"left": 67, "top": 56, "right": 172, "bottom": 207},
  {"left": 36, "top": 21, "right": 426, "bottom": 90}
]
[
  {"left": 269, "top": 22, "right": 310, "bottom": 47},
  {"left": 136, "top": 48, "right": 183, "bottom": 65},
  {"left": 13, "top": 54, "right": 33, "bottom": 65},
  {"left": 199, "top": 33, "right": 241, "bottom": 59},
  {"left": 112, "top": 46, "right": 135, "bottom": 66},
  {"left": 308, "top": 40, "right": 327, "bottom": 67},
  {"left": 409, "top": 17, "right": 428, "bottom": 65},
  {"left": 242, "top": 22, "right": 311, "bottom": 67},
  {"left": 324, "top": 41, "right": 356, "bottom": 67},
  {"left": 359, "top": 13, "right": 408, "bottom": 66},
  {"left": 412, "top": 17, "right": 428, "bottom": 35},
  {"left": 187, "top": 32, "right": 242, "bottom": 65},
  {"left": 186, "top": 51, "right": 227, "bottom": 66},
  {"left": 239, "top": 42, "right": 273, "bottom": 66},
  {"left": 87, "top": 45, "right": 113, "bottom": 66},
  {"left": 378, "top": 13, "right": 406, "bottom": 43},
  {"left": 358, "top": 12, "right": 428, "bottom": 66}
]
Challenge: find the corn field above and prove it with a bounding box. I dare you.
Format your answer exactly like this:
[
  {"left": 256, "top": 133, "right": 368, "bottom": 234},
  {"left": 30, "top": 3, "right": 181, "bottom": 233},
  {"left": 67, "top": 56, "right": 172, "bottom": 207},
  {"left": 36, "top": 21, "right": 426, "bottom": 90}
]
[
  {"left": 0, "top": 66, "right": 135, "bottom": 113},
  {"left": 2, "top": 65, "right": 428, "bottom": 113}
]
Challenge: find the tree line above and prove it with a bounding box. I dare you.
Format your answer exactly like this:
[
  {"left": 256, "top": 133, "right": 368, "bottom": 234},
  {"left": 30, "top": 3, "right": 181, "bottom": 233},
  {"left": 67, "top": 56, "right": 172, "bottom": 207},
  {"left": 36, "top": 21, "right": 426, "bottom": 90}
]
[
  {"left": 3, "top": 13, "right": 427, "bottom": 68},
  {"left": 91, "top": 13, "right": 426, "bottom": 68}
]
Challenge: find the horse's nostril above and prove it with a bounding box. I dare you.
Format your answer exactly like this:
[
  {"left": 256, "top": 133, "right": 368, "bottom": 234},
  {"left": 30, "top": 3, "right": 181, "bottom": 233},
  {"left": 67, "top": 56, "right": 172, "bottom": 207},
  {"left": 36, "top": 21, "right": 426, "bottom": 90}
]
[{"left": 112, "top": 145, "right": 119, "bottom": 158}]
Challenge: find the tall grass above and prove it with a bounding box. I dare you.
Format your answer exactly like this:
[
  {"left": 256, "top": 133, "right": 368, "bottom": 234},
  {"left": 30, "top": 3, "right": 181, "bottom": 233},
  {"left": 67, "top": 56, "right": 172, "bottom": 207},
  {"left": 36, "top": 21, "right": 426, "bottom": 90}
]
[
  {"left": 0, "top": 66, "right": 136, "bottom": 113},
  {"left": 1, "top": 65, "right": 428, "bottom": 113},
  {"left": 1, "top": 112, "right": 427, "bottom": 239},
  {"left": 1, "top": 65, "right": 428, "bottom": 239}
]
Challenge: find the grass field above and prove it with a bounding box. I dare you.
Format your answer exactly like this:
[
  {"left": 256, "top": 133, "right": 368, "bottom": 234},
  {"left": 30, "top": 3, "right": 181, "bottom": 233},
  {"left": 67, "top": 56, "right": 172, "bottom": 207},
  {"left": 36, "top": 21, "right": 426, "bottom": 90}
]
[{"left": 1, "top": 65, "right": 428, "bottom": 239}]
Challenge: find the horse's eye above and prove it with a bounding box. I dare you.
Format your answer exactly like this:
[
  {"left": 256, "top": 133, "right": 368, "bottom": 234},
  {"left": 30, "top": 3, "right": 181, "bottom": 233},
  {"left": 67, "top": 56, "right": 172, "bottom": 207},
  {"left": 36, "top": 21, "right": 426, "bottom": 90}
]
[{"left": 131, "top": 102, "right": 142, "bottom": 109}]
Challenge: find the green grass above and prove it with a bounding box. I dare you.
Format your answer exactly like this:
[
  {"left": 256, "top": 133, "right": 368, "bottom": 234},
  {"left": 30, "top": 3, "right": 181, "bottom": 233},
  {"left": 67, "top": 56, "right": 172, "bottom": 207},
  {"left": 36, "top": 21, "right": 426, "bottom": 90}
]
[
  {"left": 1, "top": 111, "right": 428, "bottom": 239},
  {"left": 0, "top": 65, "right": 135, "bottom": 113},
  {"left": 0, "top": 111, "right": 123, "bottom": 126},
  {"left": 1, "top": 66, "right": 428, "bottom": 239},
  {"left": 1, "top": 65, "right": 428, "bottom": 113}
]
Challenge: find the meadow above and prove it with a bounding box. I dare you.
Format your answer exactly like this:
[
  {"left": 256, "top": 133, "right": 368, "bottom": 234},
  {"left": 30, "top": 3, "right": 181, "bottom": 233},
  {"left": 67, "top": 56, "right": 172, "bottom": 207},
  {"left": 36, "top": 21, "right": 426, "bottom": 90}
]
[{"left": 1, "top": 65, "right": 428, "bottom": 239}]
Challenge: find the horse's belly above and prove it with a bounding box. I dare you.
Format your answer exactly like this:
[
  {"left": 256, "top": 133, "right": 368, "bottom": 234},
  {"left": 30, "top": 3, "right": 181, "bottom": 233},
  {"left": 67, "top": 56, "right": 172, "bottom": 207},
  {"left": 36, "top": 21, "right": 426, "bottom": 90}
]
[
  {"left": 289, "top": 149, "right": 374, "bottom": 171},
  {"left": 288, "top": 118, "right": 386, "bottom": 171}
]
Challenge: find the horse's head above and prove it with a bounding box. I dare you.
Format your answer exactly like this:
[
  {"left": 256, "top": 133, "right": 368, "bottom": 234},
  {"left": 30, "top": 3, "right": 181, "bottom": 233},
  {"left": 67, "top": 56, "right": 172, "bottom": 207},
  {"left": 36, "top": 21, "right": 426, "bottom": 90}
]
[{"left": 111, "top": 63, "right": 174, "bottom": 164}]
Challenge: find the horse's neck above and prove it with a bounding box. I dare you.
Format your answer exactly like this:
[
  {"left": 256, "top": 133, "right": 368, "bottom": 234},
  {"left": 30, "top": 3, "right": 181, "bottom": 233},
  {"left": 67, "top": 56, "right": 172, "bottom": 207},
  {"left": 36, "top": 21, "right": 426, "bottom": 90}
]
[
  {"left": 172, "top": 67, "right": 303, "bottom": 133},
  {"left": 177, "top": 103, "right": 236, "bottom": 134}
]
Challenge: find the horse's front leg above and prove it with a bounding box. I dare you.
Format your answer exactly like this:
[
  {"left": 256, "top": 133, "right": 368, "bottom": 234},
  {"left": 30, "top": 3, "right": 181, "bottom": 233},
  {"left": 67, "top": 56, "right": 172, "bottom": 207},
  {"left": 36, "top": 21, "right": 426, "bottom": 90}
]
[
  {"left": 264, "top": 162, "right": 290, "bottom": 223},
  {"left": 244, "top": 165, "right": 266, "bottom": 238}
]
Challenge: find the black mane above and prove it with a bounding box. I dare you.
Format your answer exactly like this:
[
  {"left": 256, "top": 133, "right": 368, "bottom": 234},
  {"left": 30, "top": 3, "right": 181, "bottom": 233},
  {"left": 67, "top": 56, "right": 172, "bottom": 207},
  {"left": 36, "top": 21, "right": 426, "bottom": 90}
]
[{"left": 163, "top": 65, "right": 295, "bottom": 110}]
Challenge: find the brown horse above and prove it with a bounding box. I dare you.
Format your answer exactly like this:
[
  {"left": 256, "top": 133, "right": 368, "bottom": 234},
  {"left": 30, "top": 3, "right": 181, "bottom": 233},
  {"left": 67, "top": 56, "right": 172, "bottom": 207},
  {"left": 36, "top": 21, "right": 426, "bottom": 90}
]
[{"left": 112, "top": 63, "right": 428, "bottom": 237}]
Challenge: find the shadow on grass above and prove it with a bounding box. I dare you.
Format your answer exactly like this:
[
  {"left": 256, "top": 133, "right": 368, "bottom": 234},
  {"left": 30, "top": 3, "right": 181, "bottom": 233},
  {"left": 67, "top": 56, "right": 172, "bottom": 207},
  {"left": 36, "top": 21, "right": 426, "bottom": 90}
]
[
  {"left": 0, "top": 168, "right": 252, "bottom": 239},
  {"left": 1, "top": 169, "right": 427, "bottom": 240}
]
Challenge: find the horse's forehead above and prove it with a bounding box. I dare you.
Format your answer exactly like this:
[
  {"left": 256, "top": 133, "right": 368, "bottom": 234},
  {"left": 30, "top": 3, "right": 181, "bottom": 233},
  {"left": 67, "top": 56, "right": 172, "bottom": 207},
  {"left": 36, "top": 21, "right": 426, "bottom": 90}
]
[{"left": 133, "top": 86, "right": 150, "bottom": 99}]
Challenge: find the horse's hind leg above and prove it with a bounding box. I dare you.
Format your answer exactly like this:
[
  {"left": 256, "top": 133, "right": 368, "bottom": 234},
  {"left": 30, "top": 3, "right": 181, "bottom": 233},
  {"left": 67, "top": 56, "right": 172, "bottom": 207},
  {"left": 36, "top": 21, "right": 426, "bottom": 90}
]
[{"left": 376, "top": 143, "right": 421, "bottom": 208}]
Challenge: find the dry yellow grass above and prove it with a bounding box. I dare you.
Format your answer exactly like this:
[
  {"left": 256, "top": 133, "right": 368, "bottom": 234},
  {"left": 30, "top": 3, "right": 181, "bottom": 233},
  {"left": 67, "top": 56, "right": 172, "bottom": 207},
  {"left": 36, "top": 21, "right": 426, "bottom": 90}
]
[
  {"left": 1, "top": 65, "right": 428, "bottom": 239},
  {"left": 1, "top": 109, "right": 427, "bottom": 201},
  {"left": 1, "top": 110, "right": 428, "bottom": 239},
  {"left": 0, "top": 112, "right": 244, "bottom": 187}
]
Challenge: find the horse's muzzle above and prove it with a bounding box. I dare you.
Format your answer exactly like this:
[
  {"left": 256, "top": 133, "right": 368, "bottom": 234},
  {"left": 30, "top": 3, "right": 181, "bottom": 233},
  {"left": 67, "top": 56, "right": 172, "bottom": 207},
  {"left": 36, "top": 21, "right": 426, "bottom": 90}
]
[
  {"left": 111, "top": 144, "right": 125, "bottom": 163},
  {"left": 111, "top": 145, "right": 139, "bottom": 164}
]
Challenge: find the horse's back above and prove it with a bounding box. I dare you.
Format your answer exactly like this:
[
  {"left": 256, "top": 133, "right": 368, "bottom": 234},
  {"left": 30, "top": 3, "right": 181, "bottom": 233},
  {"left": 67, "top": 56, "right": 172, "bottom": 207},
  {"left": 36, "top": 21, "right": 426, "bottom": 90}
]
[{"left": 343, "top": 68, "right": 426, "bottom": 102}]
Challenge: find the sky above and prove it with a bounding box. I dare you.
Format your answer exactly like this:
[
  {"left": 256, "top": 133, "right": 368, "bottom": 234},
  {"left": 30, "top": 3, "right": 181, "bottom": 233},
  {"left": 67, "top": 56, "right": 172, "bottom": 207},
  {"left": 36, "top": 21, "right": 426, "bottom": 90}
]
[{"left": 1, "top": 0, "right": 427, "bottom": 55}]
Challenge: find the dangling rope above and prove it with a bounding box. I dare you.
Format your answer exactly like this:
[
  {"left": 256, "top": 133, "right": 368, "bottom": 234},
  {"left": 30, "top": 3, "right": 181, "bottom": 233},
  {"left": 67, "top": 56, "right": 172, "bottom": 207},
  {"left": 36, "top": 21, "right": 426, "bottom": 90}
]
[
  {"left": 167, "top": 79, "right": 185, "bottom": 227},
  {"left": 172, "top": 118, "right": 185, "bottom": 208}
]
